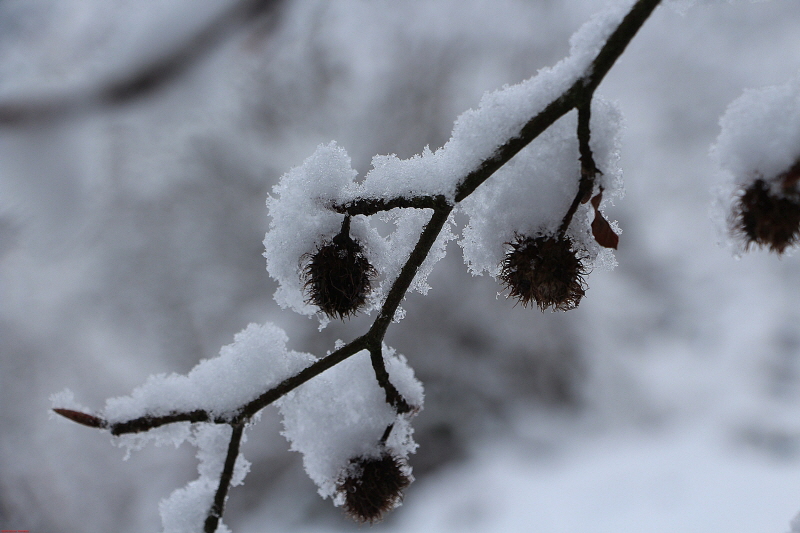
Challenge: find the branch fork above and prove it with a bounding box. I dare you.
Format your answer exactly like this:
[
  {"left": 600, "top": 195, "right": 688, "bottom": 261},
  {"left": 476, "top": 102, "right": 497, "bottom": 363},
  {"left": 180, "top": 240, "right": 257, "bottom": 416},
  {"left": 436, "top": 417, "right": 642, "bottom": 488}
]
[{"left": 53, "top": 1, "right": 661, "bottom": 528}]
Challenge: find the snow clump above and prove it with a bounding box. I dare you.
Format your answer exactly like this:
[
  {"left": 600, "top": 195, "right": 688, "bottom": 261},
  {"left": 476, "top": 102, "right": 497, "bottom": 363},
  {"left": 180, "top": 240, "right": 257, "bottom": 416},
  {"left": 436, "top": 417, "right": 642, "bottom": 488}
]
[{"left": 276, "top": 346, "right": 423, "bottom": 506}]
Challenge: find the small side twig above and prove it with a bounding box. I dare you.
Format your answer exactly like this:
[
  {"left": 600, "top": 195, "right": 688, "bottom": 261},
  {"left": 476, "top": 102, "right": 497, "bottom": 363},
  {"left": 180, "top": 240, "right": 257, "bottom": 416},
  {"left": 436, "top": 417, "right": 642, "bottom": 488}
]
[
  {"left": 333, "top": 195, "right": 450, "bottom": 217},
  {"left": 204, "top": 423, "right": 245, "bottom": 533},
  {"left": 237, "top": 335, "right": 370, "bottom": 421},
  {"left": 576, "top": 101, "right": 600, "bottom": 182},
  {"left": 559, "top": 102, "right": 599, "bottom": 236},
  {"left": 110, "top": 410, "right": 222, "bottom": 436},
  {"left": 368, "top": 345, "right": 413, "bottom": 414},
  {"left": 379, "top": 423, "right": 395, "bottom": 445}
]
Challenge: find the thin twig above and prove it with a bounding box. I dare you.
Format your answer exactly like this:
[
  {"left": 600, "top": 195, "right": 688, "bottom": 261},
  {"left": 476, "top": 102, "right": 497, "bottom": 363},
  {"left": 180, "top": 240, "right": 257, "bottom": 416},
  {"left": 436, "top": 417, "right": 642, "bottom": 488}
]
[
  {"left": 370, "top": 207, "right": 453, "bottom": 337},
  {"left": 52, "top": 408, "right": 108, "bottom": 429},
  {"left": 333, "top": 195, "right": 450, "bottom": 216},
  {"left": 580, "top": 0, "right": 661, "bottom": 96},
  {"left": 110, "top": 410, "right": 223, "bottom": 436},
  {"left": 559, "top": 102, "right": 598, "bottom": 236},
  {"left": 368, "top": 344, "right": 413, "bottom": 414},
  {"left": 379, "top": 423, "right": 395, "bottom": 445},
  {"left": 204, "top": 424, "right": 245, "bottom": 533},
  {"left": 576, "top": 102, "right": 599, "bottom": 184}
]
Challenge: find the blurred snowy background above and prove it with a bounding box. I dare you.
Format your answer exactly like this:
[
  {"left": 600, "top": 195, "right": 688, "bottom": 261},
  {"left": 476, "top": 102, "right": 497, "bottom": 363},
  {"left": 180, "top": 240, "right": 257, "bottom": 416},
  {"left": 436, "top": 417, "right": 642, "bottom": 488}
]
[{"left": 1, "top": 0, "right": 800, "bottom": 531}]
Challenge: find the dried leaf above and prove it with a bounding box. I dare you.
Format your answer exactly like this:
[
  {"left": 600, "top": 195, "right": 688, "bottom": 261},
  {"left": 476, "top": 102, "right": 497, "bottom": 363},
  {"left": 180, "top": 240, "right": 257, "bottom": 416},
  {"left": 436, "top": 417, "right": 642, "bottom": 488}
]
[
  {"left": 591, "top": 210, "right": 619, "bottom": 249},
  {"left": 590, "top": 189, "right": 604, "bottom": 209},
  {"left": 779, "top": 159, "right": 800, "bottom": 191}
]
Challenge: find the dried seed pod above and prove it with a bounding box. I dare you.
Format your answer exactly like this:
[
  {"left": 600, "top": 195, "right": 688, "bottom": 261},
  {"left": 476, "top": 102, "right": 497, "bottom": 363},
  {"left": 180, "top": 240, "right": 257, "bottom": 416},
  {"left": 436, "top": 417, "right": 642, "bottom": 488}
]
[
  {"left": 500, "top": 234, "right": 587, "bottom": 311},
  {"left": 733, "top": 178, "right": 800, "bottom": 254},
  {"left": 302, "top": 217, "right": 376, "bottom": 319},
  {"left": 337, "top": 452, "right": 412, "bottom": 523}
]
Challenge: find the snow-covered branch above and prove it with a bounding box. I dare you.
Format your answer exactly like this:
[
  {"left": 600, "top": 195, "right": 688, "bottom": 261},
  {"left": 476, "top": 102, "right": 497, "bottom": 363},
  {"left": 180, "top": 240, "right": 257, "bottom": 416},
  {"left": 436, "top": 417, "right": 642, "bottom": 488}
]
[{"left": 53, "top": 1, "right": 755, "bottom": 531}]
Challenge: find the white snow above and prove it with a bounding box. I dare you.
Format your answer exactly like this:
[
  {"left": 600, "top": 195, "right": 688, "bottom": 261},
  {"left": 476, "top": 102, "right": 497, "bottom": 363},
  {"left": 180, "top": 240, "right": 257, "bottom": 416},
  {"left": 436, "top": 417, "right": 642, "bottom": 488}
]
[
  {"left": 714, "top": 74, "right": 800, "bottom": 187},
  {"left": 103, "top": 322, "right": 316, "bottom": 423},
  {"left": 347, "top": 0, "right": 633, "bottom": 205},
  {"left": 276, "top": 346, "right": 423, "bottom": 504},
  {"left": 263, "top": 142, "right": 368, "bottom": 320},
  {"left": 263, "top": 142, "right": 457, "bottom": 324}
]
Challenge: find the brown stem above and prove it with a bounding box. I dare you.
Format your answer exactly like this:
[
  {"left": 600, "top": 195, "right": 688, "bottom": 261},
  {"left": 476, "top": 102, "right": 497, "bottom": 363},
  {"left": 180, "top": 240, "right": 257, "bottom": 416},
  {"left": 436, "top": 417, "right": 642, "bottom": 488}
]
[
  {"left": 370, "top": 207, "right": 453, "bottom": 337},
  {"left": 237, "top": 336, "right": 369, "bottom": 420},
  {"left": 333, "top": 195, "right": 450, "bottom": 216},
  {"left": 204, "top": 424, "right": 245, "bottom": 533},
  {"left": 369, "top": 344, "right": 413, "bottom": 414},
  {"left": 109, "top": 409, "right": 227, "bottom": 436},
  {"left": 379, "top": 423, "right": 395, "bottom": 445},
  {"left": 53, "top": 408, "right": 108, "bottom": 429},
  {"left": 581, "top": 0, "right": 662, "bottom": 96},
  {"left": 559, "top": 102, "right": 599, "bottom": 236}
]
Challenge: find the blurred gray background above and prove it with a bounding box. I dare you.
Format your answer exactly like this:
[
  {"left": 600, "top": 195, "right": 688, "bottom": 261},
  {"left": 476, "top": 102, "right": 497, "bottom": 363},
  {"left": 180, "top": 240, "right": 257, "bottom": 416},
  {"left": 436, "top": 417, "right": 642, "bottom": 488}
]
[{"left": 2, "top": 1, "right": 800, "bottom": 531}]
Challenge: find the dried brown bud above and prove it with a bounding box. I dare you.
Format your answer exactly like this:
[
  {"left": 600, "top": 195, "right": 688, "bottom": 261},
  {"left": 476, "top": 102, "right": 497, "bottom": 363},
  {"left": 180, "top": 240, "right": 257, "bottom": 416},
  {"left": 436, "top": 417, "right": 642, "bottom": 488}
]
[
  {"left": 734, "top": 178, "right": 800, "bottom": 254},
  {"left": 53, "top": 408, "right": 107, "bottom": 429},
  {"left": 500, "top": 234, "right": 587, "bottom": 311},
  {"left": 337, "top": 452, "right": 412, "bottom": 523},
  {"left": 302, "top": 217, "right": 376, "bottom": 319}
]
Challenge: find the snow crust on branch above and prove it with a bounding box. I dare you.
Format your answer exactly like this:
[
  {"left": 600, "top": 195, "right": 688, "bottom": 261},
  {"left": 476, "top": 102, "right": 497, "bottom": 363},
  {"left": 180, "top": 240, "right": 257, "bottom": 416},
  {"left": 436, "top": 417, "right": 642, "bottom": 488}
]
[
  {"left": 75, "top": 322, "right": 310, "bottom": 532},
  {"left": 263, "top": 1, "right": 634, "bottom": 321},
  {"left": 351, "top": 0, "right": 634, "bottom": 204},
  {"left": 264, "top": 142, "right": 456, "bottom": 324},
  {"left": 103, "top": 322, "right": 315, "bottom": 425},
  {"left": 276, "top": 346, "right": 423, "bottom": 504}
]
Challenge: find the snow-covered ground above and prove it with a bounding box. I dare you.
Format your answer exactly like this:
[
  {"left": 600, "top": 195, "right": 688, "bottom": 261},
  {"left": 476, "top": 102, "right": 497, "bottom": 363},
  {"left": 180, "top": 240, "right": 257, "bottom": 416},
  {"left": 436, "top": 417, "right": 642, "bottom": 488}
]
[{"left": 387, "top": 426, "right": 800, "bottom": 533}]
